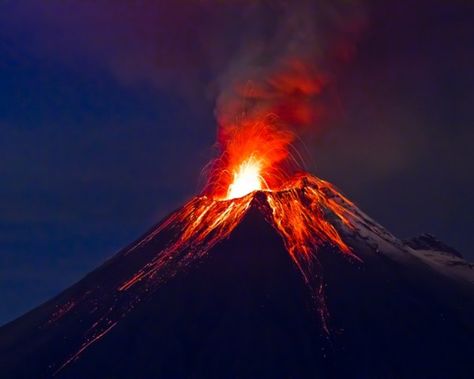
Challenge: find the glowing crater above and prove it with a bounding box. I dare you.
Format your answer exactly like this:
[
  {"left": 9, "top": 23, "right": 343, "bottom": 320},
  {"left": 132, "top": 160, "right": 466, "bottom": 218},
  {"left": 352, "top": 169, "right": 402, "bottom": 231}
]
[{"left": 226, "top": 156, "right": 266, "bottom": 199}]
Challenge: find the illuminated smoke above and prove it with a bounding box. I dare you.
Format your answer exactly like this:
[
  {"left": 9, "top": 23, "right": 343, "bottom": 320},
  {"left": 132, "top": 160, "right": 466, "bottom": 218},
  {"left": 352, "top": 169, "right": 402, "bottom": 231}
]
[{"left": 204, "top": 0, "right": 366, "bottom": 196}]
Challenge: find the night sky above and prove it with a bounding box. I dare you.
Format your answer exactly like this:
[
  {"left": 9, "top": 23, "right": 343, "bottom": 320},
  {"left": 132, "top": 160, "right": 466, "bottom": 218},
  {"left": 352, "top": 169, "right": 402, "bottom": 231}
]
[{"left": 1, "top": 1, "right": 473, "bottom": 325}]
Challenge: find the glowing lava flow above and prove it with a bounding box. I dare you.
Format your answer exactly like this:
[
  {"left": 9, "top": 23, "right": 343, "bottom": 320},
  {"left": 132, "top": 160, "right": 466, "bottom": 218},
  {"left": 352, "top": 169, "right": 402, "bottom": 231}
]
[
  {"left": 118, "top": 171, "right": 361, "bottom": 331},
  {"left": 119, "top": 194, "right": 254, "bottom": 291},
  {"left": 55, "top": 169, "right": 362, "bottom": 373}
]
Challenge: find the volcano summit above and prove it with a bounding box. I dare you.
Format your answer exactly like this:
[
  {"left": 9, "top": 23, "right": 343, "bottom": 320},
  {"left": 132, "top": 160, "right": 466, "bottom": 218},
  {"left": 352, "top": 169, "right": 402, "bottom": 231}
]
[{"left": 0, "top": 172, "right": 473, "bottom": 378}]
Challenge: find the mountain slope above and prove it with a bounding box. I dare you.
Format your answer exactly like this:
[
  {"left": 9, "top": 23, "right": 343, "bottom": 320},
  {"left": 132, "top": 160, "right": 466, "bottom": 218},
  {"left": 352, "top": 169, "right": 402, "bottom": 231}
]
[{"left": 0, "top": 178, "right": 473, "bottom": 378}]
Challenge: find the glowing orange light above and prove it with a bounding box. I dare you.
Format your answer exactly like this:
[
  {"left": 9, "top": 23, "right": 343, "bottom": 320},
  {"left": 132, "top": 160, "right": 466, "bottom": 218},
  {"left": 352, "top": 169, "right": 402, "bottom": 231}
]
[{"left": 226, "top": 156, "right": 266, "bottom": 199}]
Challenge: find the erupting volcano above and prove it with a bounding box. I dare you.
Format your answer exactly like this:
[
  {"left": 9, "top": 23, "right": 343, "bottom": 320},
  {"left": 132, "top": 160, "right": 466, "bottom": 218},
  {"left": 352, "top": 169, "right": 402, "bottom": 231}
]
[
  {"left": 1, "top": 54, "right": 473, "bottom": 379},
  {"left": 2, "top": 0, "right": 473, "bottom": 377},
  {"left": 1, "top": 107, "right": 473, "bottom": 378},
  {"left": 115, "top": 107, "right": 365, "bottom": 336}
]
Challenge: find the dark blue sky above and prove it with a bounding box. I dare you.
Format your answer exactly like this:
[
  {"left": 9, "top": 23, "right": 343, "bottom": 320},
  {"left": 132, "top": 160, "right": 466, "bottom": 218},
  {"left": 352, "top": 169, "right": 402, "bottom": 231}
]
[{"left": 1, "top": 0, "right": 473, "bottom": 325}]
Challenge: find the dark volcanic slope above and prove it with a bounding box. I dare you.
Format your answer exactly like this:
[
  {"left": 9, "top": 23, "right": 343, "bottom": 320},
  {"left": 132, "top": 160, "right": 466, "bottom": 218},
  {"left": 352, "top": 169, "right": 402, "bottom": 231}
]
[{"left": 1, "top": 195, "right": 473, "bottom": 379}]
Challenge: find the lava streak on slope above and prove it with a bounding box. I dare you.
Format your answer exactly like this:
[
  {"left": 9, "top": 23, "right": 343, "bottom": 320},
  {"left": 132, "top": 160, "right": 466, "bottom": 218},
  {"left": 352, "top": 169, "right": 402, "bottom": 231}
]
[
  {"left": 119, "top": 172, "right": 361, "bottom": 331},
  {"left": 50, "top": 59, "right": 365, "bottom": 372},
  {"left": 54, "top": 167, "right": 364, "bottom": 373},
  {"left": 119, "top": 194, "right": 255, "bottom": 291}
]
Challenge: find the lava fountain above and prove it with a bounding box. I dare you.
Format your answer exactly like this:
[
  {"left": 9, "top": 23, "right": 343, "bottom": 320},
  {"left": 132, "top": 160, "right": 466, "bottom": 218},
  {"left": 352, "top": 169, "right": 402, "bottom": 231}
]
[{"left": 226, "top": 156, "right": 265, "bottom": 199}]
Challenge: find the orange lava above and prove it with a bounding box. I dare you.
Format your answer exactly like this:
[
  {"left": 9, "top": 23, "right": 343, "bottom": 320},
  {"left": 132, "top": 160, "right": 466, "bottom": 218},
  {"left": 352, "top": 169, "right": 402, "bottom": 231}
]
[
  {"left": 226, "top": 155, "right": 265, "bottom": 199},
  {"left": 119, "top": 193, "right": 254, "bottom": 291},
  {"left": 206, "top": 118, "right": 294, "bottom": 200},
  {"left": 57, "top": 170, "right": 361, "bottom": 374},
  {"left": 120, "top": 171, "right": 360, "bottom": 331}
]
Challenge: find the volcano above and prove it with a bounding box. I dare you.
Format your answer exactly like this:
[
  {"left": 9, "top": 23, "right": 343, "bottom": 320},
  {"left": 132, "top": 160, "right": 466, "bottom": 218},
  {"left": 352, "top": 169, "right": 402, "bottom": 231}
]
[{"left": 1, "top": 173, "right": 473, "bottom": 379}]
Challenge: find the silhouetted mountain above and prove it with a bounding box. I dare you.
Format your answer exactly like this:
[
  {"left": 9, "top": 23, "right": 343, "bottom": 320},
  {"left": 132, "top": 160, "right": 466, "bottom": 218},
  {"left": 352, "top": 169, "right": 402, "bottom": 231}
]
[{"left": 1, "top": 178, "right": 473, "bottom": 379}]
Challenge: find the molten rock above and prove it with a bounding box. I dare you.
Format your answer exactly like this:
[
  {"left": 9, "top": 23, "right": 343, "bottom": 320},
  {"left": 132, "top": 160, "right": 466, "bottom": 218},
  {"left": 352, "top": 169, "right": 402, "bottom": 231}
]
[{"left": 0, "top": 174, "right": 473, "bottom": 378}]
